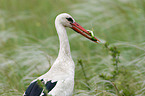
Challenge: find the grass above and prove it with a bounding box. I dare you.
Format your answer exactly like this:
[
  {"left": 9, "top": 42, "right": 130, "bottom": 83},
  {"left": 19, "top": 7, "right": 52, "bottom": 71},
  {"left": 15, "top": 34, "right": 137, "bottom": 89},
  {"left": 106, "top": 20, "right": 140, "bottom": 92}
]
[{"left": 0, "top": 0, "right": 145, "bottom": 95}]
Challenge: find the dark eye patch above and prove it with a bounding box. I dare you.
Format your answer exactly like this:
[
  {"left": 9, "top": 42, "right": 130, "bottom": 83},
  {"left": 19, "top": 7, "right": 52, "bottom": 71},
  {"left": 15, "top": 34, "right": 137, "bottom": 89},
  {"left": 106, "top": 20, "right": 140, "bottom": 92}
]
[{"left": 66, "top": 17, "right": 73, "bottom": 23}]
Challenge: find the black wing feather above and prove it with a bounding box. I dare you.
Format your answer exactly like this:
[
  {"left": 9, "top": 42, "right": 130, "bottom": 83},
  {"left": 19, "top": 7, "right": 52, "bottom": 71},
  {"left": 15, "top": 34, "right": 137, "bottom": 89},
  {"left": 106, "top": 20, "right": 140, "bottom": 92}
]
[
  {"left": 24, "top": 79, "right": 57, "bottom": 96},
  {"left": 24, "top": 80, "right": 43, "bottom": 96},
  {"left": 46, "top": 81, "right": 57, "bottom": 92}
]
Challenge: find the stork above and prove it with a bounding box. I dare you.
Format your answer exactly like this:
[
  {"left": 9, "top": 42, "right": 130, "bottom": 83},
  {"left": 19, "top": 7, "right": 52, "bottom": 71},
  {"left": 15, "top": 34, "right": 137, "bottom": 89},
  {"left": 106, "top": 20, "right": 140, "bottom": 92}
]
[{"left": 23, "top": 13, "right": 100, "bottom": 96}]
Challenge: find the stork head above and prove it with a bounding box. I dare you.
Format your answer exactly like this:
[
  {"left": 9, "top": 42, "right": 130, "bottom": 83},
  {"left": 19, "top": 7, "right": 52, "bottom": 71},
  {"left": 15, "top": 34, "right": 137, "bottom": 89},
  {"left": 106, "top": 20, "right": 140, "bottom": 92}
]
[{"left": 55, "top": 13, "right": 100, "bottom": 43}]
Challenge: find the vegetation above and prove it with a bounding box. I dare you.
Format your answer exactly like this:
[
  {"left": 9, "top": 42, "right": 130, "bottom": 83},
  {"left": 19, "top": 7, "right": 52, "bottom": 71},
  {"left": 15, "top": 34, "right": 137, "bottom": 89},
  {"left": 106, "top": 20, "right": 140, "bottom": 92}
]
[{"left": 0, "top": 0, "right": 145, "bottom": 95}]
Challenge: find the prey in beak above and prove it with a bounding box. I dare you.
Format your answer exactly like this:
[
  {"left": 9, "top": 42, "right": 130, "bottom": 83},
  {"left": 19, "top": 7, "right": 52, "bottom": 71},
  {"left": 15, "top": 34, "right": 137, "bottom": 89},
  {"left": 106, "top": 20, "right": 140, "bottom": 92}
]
[{"left": 70, "top": 22, "right": 100, "bottom": 43}]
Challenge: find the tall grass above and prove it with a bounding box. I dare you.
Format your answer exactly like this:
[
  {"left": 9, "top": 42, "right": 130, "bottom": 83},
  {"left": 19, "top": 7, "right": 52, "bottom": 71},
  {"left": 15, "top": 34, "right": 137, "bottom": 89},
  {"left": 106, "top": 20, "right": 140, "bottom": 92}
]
[{"left": 0, "top": 0, "right": 145, "bottom": 96}]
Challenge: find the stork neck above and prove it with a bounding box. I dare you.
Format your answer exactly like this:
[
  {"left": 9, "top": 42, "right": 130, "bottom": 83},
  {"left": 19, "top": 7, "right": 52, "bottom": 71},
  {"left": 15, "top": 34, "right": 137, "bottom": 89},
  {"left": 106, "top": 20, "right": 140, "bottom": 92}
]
[{"left": 55, "top": 23, "right": 71, "bottom": 58}]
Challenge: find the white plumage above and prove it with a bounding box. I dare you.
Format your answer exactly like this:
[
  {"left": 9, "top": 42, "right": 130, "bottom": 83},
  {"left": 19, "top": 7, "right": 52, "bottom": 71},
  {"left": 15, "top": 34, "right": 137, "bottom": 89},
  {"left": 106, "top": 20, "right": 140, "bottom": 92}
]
[{"left": 24, "top": 13, "right": 100, "bottom": 96}]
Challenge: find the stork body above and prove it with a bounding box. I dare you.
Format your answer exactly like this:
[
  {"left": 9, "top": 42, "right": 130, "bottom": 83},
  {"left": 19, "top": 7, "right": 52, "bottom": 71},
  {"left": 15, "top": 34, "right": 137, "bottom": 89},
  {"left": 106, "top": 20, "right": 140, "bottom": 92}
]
[{"left": 24, "top": 13, "right": 100, "bottom": 96}]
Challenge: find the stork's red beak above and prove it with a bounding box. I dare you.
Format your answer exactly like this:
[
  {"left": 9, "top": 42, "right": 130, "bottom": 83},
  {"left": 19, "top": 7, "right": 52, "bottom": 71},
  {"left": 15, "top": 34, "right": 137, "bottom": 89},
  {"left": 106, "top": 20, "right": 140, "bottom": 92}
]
[{"left": 71, "top": 22, "right": 100, "bottom": 43}]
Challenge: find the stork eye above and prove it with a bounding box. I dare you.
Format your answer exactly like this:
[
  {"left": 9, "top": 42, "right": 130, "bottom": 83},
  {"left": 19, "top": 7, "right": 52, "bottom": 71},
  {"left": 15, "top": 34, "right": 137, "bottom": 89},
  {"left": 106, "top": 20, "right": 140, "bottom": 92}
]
[{"left": 66, "top": 17, "right": 73, "bottom": 23}]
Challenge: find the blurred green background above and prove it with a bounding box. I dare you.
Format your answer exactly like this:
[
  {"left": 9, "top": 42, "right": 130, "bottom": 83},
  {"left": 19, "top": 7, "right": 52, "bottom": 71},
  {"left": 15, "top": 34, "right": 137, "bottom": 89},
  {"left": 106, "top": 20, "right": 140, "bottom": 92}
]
[{"left": 0, "top": 0, "right": 145, "bottom": 96}]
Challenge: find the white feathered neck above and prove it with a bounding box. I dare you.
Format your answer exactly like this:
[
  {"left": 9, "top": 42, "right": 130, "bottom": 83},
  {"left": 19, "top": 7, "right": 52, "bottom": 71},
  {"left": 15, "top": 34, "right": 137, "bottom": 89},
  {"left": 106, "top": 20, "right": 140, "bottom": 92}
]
[{"left": 47, "top": 15, "right": 75, "bottom": 75}]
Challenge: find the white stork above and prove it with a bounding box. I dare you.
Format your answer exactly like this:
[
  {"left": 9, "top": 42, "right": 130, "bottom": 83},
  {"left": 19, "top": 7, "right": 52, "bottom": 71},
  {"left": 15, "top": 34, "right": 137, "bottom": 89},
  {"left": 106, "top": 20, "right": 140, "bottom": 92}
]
[{"left": 23, "top": 13, "right": 100, "bottom": 96}]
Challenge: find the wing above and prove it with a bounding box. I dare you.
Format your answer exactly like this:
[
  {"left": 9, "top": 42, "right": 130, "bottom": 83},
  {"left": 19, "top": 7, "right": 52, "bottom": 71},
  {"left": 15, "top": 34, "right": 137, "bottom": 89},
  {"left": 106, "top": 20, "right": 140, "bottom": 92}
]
[{"left": 24, "top": 79, "right": 57, "bottom": 96}]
